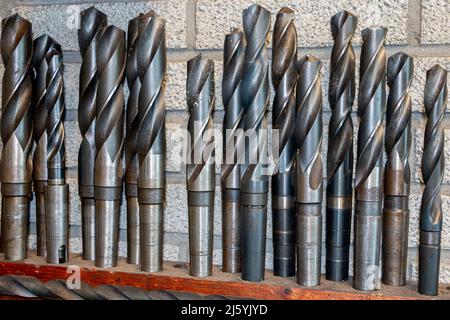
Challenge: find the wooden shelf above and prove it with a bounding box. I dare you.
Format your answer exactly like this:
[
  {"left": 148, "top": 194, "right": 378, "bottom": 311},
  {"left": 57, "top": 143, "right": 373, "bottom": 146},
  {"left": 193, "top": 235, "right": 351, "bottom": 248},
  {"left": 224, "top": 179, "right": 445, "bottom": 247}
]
[{"left": 1, "top": 252, "right": 449, "bottom": 300}]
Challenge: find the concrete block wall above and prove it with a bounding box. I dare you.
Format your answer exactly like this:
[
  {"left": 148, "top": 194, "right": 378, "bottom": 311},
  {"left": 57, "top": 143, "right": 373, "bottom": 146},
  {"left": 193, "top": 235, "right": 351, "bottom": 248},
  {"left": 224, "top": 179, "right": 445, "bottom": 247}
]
[{"left": 1, "top": 0, "right": 450, "bottom": 283}]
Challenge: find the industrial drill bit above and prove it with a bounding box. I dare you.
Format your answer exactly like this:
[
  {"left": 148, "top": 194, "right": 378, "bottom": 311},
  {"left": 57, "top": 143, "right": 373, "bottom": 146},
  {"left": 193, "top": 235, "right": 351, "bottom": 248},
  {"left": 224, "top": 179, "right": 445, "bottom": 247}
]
[
  {"left": 94, "top": 25, "right": 126, "bottom": 268},
  {"left": 326, "top": 10, "right": 356, "bottom": 282},
  {"left": 295, "top": 55, "right": 323, "bottom": 287},
  {"left": 45, "top": 48, "right": 69, "bottom": 264},
  {"left": 78, "top": 6, "right": 107, "bottom": 261},
  {"left": 136, "top": 10, "right": 166, "bottom": 272},
  {"left": 354, "top": 26, "right": 387, "bottom": 291},
  {"left": 419, "top": 64, "right": 447, "bottom": 296},
  {"left": 240, "top": 4, "right": 270, "bottom": 282},
  {"left": 31, "top": 34, "right": 60, "bottom": 257},
  {"left": 124, "top": 16, "right": 141, "bottom": 265},
  {"left": 221, "top": 28, "right": 245, "bottom": 274},
  {"left": 0, "top": 14, "right": 33, "bottom": 261},
  {"left": 186, "top": 54, "right": 215, "bottom": 277},
  {"left": 271, "top": 7, "right": 297, "bottom": 278},
  {"left": 382, "top": 52, "right": 413, "bottom": 286}
]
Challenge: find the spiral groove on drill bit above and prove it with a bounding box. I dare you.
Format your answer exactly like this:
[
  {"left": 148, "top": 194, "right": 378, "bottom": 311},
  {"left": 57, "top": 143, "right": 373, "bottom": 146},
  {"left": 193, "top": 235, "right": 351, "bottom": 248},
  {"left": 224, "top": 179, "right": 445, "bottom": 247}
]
[
  {"left": 136, "top": 10, "right": 166, "bottom": 272},
  {"left": 45, "top": 48, "right": 69, "bottom": 264},
  {"left": 221, "top": 28, "right": 245, "bottom": 274},
  {"left": 382, "top": 52, "right": 413, "bottom": 286},
  {"left": 271, "top": 7, "right": 297, "bottom": 278},
  {"left": 31, "top": 34, "right": 60, "bottom": 257},
  {"left": 419, "top": 65, "right": 447, "bottom": 296},
  {"left": 94, "top": 25, "right": 126, "bottom": 268},
  {"left": 240, "top": 4, "right": 271, "bottom": 282},
  {"left": 78, "top": 6, "right": 108, "bottom": 261},
  {"left": 295, "top": 55, "right": 323, "bottom": 287},
  {"left": 326, "top": 10, "right": 356, "bottom": 282},
  {"left": 186, "top": 54, "right": 215, "bottom": 277},
  {"left": 354, "top": 27, "right": 387, "bottom": 291},
  {"left": 0, "top": 14, "right": 33, "bottom": 261},
  {"left": 124, "top": 15, "right": 141, "bottom": 265}
]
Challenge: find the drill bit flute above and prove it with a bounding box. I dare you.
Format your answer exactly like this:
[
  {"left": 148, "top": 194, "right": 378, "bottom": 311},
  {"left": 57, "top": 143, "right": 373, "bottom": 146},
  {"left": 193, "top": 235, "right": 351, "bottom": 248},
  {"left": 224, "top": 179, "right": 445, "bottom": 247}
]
[
  {"left": 32, "top": 34, "right": 60, "bottom": 257},
  {"left": 221, "top": 28, "right": 245, "bottom": 273},
  {"left": 419, "top": 65, "right": 447, "bottom": 296},
  {"left": 382, "top": 52, "right": 413, "bottom": 286},
  {"left": 45, "top": 48, "right": 69, "bottom": 264},
  {"left": 186, "top": 54, "right": 215, "bottom": 277},
  {"left": 78, "top": 7, "right": 107, "bottom": 261},
  {"left": 271, "top": 7, "right": 297, "bottom": 277},
  {"left": 0, "top": 14, "right": 33, "bottom": 261},
  {"left": 94, "top": 25, "right": 126, "bottom": 268},
  {"left": 136, "top": 11, "right": 166, "bottom": 272},
  {"left": 354, "top": 27, "right": 387, "bottom": 291},
  {"left": 124, "top": 16, "right": 141, "bottom": 265},
  {"left": 240, "top": 4, "right": 271, "bottom": 282},
  {"left": 295, "top": 56, "right": 323, "bottom": 287},
  {"left": 326, "top": 10, "right": 356, "bottom": 282}
]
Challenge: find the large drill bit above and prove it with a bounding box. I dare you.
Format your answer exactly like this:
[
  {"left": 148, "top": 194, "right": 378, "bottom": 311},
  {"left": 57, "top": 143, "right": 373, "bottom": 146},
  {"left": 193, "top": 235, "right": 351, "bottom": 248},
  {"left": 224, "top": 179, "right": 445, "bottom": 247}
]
[
  {"left": 295, "top": 55, "right": 323, "bottom": 287},
  {"left": 419, "top": 64, "right": 447, "bottom": 296},
  {"left": 382, "top": 52, "right": 413, "bottom": 286},
  {"left": 221, "top": 28, "right": 245, "bottom": 274},
  {"left": 45, "top": 48, "right": 69, "bottom": 264},
  {"left": 186, "top": 54, "right": 215, "bottom": 277},
  {"left": 78, "top": 6, "right": 108, "bottom": 261},
  {"left": 354, "top": 27, "right": 387, "bottom": 291},
  {"left": 271, "top": 7, "right": 297, "bottom": 278},
  {"left": 136, "top": 10, "right": 166, "bottom": 272},
  {"left": 0, "top": 14, "right": 33, "bottom": 261},
  {"left": 94, "top": 25, "right": 126, "bottom": 268},
  {"left": 124, "top": 15, "right": 141, "bottom": 265},
  {"left": 326, "top": 10, "right": 356, "bottom": 282},
  {"left": 240, "top": 4, "right": 270, "bottom": 282},
  {"left": 31, "top": 34, "right": 60, "bottom": 257}
]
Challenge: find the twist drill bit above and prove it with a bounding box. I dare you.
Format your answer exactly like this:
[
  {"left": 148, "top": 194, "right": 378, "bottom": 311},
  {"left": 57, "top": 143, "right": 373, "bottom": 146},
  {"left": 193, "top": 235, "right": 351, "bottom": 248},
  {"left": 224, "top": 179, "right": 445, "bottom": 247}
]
[
  {"left": 78, "top": 7, "right": 108, "bottom": 261},
  {"left": 94, "top": 25, "right": 126, "bottom": 268},
  {"left": 271, "top": 7, "right": 297, "bottom": 278},
  {"left": 221, "top": 28, "right": 245, "bottom": 274},
  {"left": 186, "top": 54, "right": 215, "bottom": 277},
  {"left": 136, "top": 11, "right": 166, "bottom": 272},
  {"left": 295, "top": 55, "right": 323, "bottom": 287},
  {"left": 31, "top": 34, "right": 60, "bottom": 257},
  {"left": 240, "top": 4, "right": 270, "bottom": 282},
  {"left": 382, "top": 52, "right": 413, "bottom": 286},
  {"left": 354, "top": 27, "right": 387, "bottom": 291},
  {"left": 124, "top": 16, "right": 141, "bottom": 265},
  {"left": 45, "top": 48, "right": 69, "bottom": 264},
  {"left": 326, "top": 10, "right": 357, "bottom": 282},
  {"left": 0, "top": 14, "right": 33, "bottom": 261},
  {"left": 419, "top": 65, "right": 447, "bottom": 296}
]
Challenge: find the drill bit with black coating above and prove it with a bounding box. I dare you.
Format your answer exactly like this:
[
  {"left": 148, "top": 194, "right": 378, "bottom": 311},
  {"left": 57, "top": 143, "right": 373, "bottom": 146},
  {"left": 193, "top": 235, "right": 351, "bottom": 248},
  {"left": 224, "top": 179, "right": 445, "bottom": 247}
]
[
  {"left": 136, "top": 10, "right": 166, "bottom": 272},
  {"left": 419, "top": 64, "right": 447, "bottom": 296}
]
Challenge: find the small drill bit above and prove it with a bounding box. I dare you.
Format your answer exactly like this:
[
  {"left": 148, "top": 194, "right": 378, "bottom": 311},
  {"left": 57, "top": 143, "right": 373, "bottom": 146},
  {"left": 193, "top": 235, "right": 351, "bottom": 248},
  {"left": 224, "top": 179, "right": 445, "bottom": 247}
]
[
  {"left": 221, "top": 28, "right": 245, "bottom": 274},
  {"left": 124, "top": 15, "right": 141, "bottom": 265},
  {"left": 94, "top": 25, "right": 126, "bottom": 268},
  {"left": 382, "top": 52, "right": 413, "bottom": 286},
  {"left": 186, "top": 54, "right": 215, "bottom": 277},
  {"left": 295, "top": 55, "right": 323, "bottom": 287},
  {"left": 419, "top": 64, "right": 447, "bottom": 296},
  {"left": 45, "top": 48, "right": 69, "bottom": 264},
  {"left": 271, "top": 7, "right": 297, "bottom": 278},
  {"left": 240, "top": 4, "right": 271, "bottom": 282},
  {"left": 354, "top": 26, "right": 387, "bottom": 291},
  {"left": 136, "top": 10, "right": 166, "bottom": 272},
  {"left": 32, "top": 34, "right": 60, "bottom": 257},
  {"left": 78, "top": 6, "right": 108, "bottom": 261},
  {"left": 0, "top": 14, "right": 33, "bottom": 261},
  {"left": 326, "top": 10, "right": 356, "bottom": 282}
]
